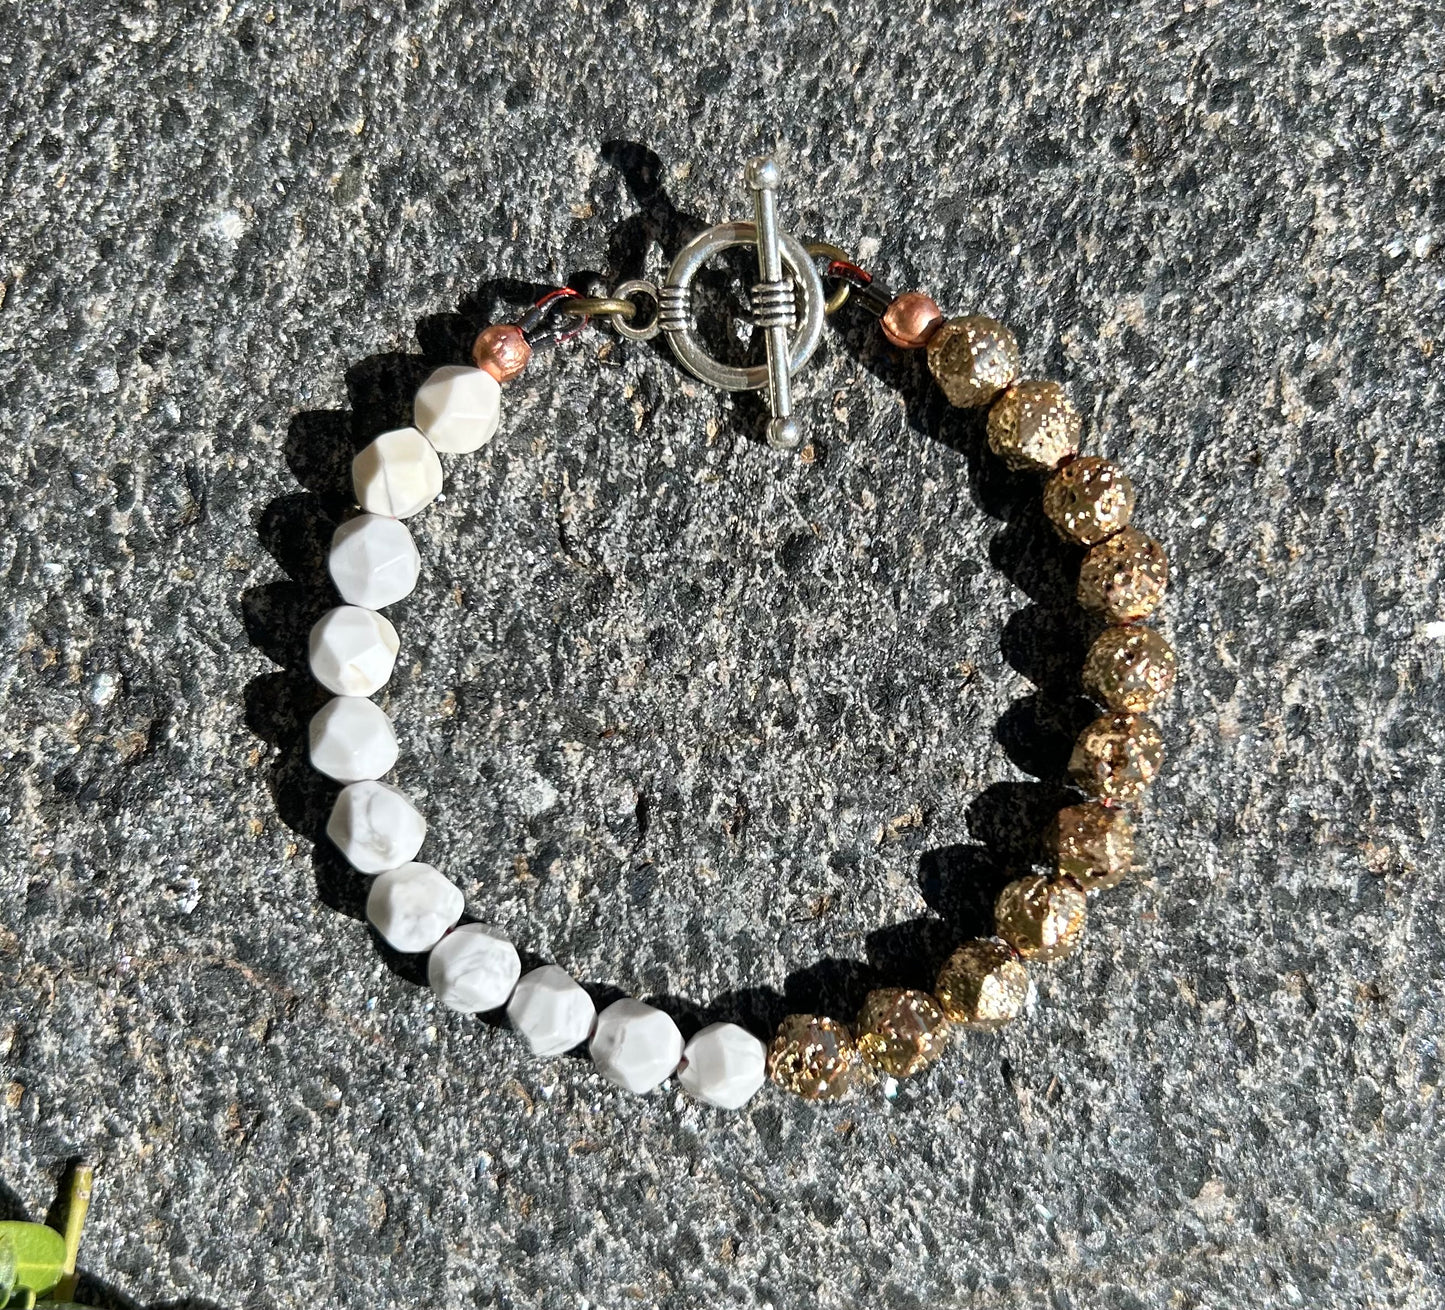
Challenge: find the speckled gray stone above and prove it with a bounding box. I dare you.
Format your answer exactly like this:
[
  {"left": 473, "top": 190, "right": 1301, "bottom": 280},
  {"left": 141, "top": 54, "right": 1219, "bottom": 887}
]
[{"left": 1, "top": 4, "right": 1442, "bottom": 1309}]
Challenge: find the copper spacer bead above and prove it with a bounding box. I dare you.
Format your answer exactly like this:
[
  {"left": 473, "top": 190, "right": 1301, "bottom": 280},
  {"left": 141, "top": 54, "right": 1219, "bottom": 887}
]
[
  {"left": 880, "top": 292, "right": 945, "bottom": 349},
  {"left": 471, "top": 323, "right": 532, "bottom": 384}
]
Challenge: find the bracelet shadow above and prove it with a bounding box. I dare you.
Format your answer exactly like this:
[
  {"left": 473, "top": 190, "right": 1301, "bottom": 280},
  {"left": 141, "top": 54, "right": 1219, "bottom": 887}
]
[{"left": 239, "top": 138, "right": 1104, "bottom": 1088}]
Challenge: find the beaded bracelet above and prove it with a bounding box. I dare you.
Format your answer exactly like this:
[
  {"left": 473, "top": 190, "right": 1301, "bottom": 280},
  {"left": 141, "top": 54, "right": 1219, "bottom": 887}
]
[{"left": 301, "top": 157, "right": 1174, "bottom": 1109}]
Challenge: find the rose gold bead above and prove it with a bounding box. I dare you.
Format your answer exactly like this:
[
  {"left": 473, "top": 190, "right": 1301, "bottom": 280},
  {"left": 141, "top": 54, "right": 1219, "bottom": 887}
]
[
  {"left": 880, "top": 292, "right": 945, "bottom": 349},
  {"left": 1069, "top": 712, "right": 1165, "bottom": 803},
  {"left": 1053, "top": 801, "right": 1135, "bottom": 890},
  {"left": 855, "top": 988, "right": 949, "bottom": 1078},
  {"left": 1043, "top": 456, "right": 1136, "bottom": 544},
  {"left": 471, "top": 324, "right": 531, "bottom": 384},
  {"left": 1083, "top": 624, "right": 1177, "bottom": 713},
  {"left": 994, "top": 875, "right": 1087, "bottom": 961},
  {"left": 987, "top": 380, "right": 1082, "bottom": 472},
  {"left": 1077, "top": 527, "right": 1169, "bottom": 622},
  {"left": 926, "top": 314, "right": 1020, "bottom": 408},
  {"left": 934, "top": 939, "right": 1029, "bottom": 1030},
  {"left": 766, "top": 1014, "right": 861, "bottom": 1101}
]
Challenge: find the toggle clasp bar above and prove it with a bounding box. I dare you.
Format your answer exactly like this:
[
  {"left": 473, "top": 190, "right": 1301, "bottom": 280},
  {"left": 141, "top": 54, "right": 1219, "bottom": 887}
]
[
  {"left": 656, "top": 155, "right": 826, "bottom": 451},
  {"left": 745, "top": 157, "right": 799, "bottom": 451}
]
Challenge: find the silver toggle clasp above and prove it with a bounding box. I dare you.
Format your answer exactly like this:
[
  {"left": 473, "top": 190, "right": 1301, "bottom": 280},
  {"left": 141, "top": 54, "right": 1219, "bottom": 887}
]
[{"left": 658, "top": 155, "right": 825, "bottom": 450}]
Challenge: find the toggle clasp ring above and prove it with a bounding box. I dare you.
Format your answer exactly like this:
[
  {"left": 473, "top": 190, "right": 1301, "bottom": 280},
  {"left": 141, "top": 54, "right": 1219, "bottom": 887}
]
[{"left": 662, "top": 222, "right": 826, "bottom": 397}]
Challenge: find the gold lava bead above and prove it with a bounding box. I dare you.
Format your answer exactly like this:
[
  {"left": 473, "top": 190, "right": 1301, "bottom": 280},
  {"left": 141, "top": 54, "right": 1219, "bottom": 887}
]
[
  {"left": 855, "top": 989, "right": 949, "bottom": 1078},
  {"left": 472, "top": 323, "right": 532, "bottom": 383},
  {"left": 926, "top": 314, "right": 1020, "bottom": 408},
  {"left": 987, "top": 380, "right": 1082, "bottom": 472},
  {"left": 881, "top": 292, "right": 945, "bottom": 349},
  {"left": 1043, "top": 456, "right": 1135, "bottom": 544},
  {"left": 1083, "top": 625, "right": 1177, "bottom": 713},
  {"left": 1069, "top": 712, "right": 1165, "bottom": 803},
  {"left": 994, "top": 875, "right": 1088, "bottom": 961},
  {"left": 1077, "top": 527, "right": 1169, "bottom": 622},
  {"left": 934, "top": 940, "right": 1030, "bottom": 1030},
  {"left": 767, "top": 1014, "right": 862, "bottom": 1101},
  {"left": 1053, "top": 801, "right": 1135, "bottom": 891}
]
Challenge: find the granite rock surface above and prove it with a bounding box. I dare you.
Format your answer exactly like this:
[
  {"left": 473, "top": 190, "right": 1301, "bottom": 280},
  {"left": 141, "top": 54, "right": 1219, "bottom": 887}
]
[{"left": 1, "top": 3, "right": 1443, "bottom": 1308}]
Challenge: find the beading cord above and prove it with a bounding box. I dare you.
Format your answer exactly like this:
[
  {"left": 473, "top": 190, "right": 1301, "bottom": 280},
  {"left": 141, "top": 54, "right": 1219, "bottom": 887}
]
[{"left": 305, "top": 254, "right": 1176, "bottom": 1110}]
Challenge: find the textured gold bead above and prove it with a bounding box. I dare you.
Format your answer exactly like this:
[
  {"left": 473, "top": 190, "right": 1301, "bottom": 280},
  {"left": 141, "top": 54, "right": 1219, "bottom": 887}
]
[
  {"left": 934, "top": 940, "right": 1030, "bottom": 1030},
  {"left": 1077, "top": 527, "right": 1168, "bottom": 621},
  {"left": 1069, "top": 712, "right": 1165, "bottom": 803},
  {"left": 855, "top": 989, "right": 949, "bottom": 1078},
  {"left": 926, "top": 315, "right": 1020, "bottom": 408},
  {"left": 1053, "top": 801, "right": 1135, "bottom": 890},
  {"left": 1043, "top": 456, "right": 1135, "bottom": 544},
  {"left": 767, "top": 1014, "right": 861, "bottom": 1101},
  {"left": 1083, "top": 625, "right": 1177, "bottom": 713},
  {"left": 994, "top": 875, "right": 1087, "bottom": 961},
  {"left": 987, "top": 380, "right": 1082, "bottom": 472}
]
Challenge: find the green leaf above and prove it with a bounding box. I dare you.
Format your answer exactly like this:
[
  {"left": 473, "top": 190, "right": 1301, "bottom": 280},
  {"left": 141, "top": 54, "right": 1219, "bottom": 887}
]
[
  {"left": 0, "top": 1224, "right": 64, "bottom": 1297},
  {"left": 0, "top": 1227, "right": 16, "bottom": 1302}
]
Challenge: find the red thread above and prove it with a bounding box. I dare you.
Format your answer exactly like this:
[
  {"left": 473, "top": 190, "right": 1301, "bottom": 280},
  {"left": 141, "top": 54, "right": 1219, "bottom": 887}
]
[{"left": 826, "top": 259, "right": 873, "bottom": 286}]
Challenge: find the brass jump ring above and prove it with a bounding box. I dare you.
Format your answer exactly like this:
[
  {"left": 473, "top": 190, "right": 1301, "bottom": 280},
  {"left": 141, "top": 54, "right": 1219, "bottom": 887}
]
[{"left": 556, "top": 296, "right": 638, "bottom": 320}]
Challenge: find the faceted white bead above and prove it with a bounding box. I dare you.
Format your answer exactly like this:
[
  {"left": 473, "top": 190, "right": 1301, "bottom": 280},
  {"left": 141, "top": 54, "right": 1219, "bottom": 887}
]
[
  {"left": 413, "top": 365, "right": 501, "bottom": 454},
  {"left": 677, "top": 1022, "right": 768, "bottom": 1110},
  {"left": 326, "top": 780, "right": 426, "bottom": 874},
  {"left": 328, "top": 514, "right": 420, "bottom": 609},
  {"left": 365, "top": 862, "right": 463, "bottom": 953},
  {"left": 428, "top": 923, "right": 521, "bottom": 1013},
  {"left": 308, "top": 606, "right": 400, "bottom": 697},
  {"left": 308, "top": 696, "right": 399, "bottom": 783},
  {"left": 589, "top": 998, "right": 684, "bottom": 1095},
  {"left": 507, "top": 965, "right": 597, "bottom": 1057},
  {"left": 352, "top": 426, "right": 444, "bottom": 520}
]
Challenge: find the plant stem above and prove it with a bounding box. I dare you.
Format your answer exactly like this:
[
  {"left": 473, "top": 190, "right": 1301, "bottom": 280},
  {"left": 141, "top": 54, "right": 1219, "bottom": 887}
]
[{"left": 51, "top": 1162, "right": 93, "bottom": 1302}]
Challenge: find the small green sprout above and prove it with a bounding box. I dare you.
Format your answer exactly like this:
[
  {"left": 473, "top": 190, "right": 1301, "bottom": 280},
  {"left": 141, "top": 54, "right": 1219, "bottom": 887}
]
[{"left": 0, "top": 1162, "right": 93, "bottom": 1308}]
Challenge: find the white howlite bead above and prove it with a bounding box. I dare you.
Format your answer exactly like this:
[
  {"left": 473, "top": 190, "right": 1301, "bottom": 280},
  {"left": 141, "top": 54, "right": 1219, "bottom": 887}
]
[
  {"left": 507, "top": 965, "right": 597, "bottom": 1057},
  {"left": 327, "top": 780, "right": 426, "bottom": 874},
  {"left": 352, "top": 426, "right": 444, "bottom": 520},
  {"left": 589, "top": 998, "right": 684, "bottom": 1095},
  {"left": 308, "top": 606, "right": 400, "bottom": 697},
  {"left": 413, "top": 365, "right": 501, "bottom": 454},
  {"left": 428, "top": 924, "right": 521, "bottom": 1013},
  {"left": 328, "top": 514, "right": 421, "bottom": 609},
  {"left": 677, "top": 1022, "right": 768, "bottom": 1110},
  {"left": 365, "top": 862, "right": 463, "bottom": 953},
  {"left": 308, "top": 697, "right": 399, "bottom": 783}
]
